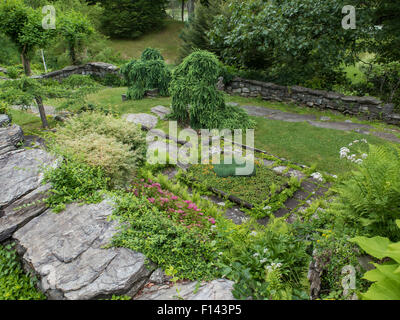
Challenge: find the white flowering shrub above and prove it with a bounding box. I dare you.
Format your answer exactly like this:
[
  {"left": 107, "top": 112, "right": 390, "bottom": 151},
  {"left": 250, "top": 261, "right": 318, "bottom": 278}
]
[{"left": 339, "top": 139, "right": 369, "bottom": 165}]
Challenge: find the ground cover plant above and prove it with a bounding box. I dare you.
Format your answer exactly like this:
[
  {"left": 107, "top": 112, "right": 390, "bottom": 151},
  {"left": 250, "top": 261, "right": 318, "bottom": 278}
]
[
  {"left": 0, "top": 244, "right": 45, "bottom": 300},
  {"left": 185, "top": 161, "right": 289, "bottom": 207},
  {"left": 110, "top": 191, "right": 219, "bottom": 281}
]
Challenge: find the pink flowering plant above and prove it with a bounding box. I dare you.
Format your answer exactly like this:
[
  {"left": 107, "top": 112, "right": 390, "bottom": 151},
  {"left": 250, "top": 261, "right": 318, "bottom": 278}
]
[{"left": 131, "top": 179, "right": 217, "bottom": 231}]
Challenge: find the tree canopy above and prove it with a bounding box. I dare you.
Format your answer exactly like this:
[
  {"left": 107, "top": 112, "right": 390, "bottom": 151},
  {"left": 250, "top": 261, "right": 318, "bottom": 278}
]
[{"left": 100, "top": 0, "right": 169, "bottom": 39}]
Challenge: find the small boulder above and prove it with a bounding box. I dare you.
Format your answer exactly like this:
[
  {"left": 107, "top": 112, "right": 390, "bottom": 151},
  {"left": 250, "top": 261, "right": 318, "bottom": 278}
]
[
  {"left": 151, "top": 106, "right": 171, "bottom": 120},
  {"left": 124, "top": 113, "right": 158, "bottom": 130}
]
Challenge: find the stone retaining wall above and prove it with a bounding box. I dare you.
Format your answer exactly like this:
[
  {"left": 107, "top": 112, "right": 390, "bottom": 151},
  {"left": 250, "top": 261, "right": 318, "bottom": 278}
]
[
  {"left": 225, "top": 77, "right": 400, "bottom": 125},
  {"left": 31, "top": 62, "right": 120, "bottom": 81}
]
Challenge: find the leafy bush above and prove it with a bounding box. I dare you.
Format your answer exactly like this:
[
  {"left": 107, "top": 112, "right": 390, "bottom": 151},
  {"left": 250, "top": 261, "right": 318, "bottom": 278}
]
[
  {"left": 110, "top": 192, "right": 218, "bottom": 281},
  {"left": 51, "top": 112, "right": 147, "bottom": 186},
  {"left": 61, "top": 74, "right": 99, "bottom": 90},
  {"left": 0, "top": 244, "right": 45, "bottom": 300},
  {"left": 215, "top": 218, "right": 310, "bottom": 300},
  {"left": 0, "top": 76, "right": 101, "bottom": 107},
  {"left": 141, "top": 47, "right": 164, "bottom": 61},
  {"left": 207, "top": 0, "right": 362, "bottom": 88},
  {"left": 44, "top": 159, "right": 110, "bottom": 212},
  {"left": 357, "top": 62, "right": 400, "bottom": 111},
  {"left": 170, "top": 50, "right": 255, "bottom": 130},
  {"left": 6, "top": 66, "right": 21, "bottom": 79},
  {"left": 100, "top": 0, "right": 168, "bottom": 39},
  {"left": 120, "top": 48, "right": 171, "bottom": 100},
  {"left": 92, "top": 73, "right": 124, "bottom": 88},
  {"left": 350, "top": 220, "right": 400, "bottom": 300},
  {"left": 332, "top": 144, "right": 400, "bottom": 241}
]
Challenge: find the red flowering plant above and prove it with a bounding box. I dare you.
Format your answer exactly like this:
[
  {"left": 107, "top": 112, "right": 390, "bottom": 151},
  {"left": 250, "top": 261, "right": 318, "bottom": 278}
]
[{"left": 131, "top": 179, "right": 216, "bottom": 232}]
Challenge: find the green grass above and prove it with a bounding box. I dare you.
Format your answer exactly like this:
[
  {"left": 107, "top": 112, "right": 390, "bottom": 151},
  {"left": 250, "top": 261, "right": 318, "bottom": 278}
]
[
  {"left": 249, "top": 116, "right": 391, "bottom": 174},
  {"left": 108, "top": 20, "right": 184, "bottom": 65},
  {"left": 187, "top": 162, "right": 289, "bottom": 206},
  {"left": 8, "top": 109, "right": 56, "bottom": 136}
]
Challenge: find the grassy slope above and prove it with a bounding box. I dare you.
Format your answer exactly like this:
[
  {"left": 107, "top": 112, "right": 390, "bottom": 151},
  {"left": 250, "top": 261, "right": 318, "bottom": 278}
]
[{"left": 107, "top": 20, "right": 184, "bottom": 65}]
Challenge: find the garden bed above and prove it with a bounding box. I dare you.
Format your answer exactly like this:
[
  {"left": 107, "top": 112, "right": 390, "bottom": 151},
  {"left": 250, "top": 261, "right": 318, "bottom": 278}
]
[{"left": 185, "top": 160, "right": 290, "bottom": 207}]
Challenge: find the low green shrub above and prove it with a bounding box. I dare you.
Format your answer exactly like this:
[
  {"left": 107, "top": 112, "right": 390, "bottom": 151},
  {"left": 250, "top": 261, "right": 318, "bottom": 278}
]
[
  {"left": 61, "top": 74, "right": 99, "bottom": 90},
  {"left": 92, "top": 73, "right": 124, "bottom": 88},
  {"left": 215, "top": 218, "right": 310, "bottom": 300},
  {"left": 0, "top": 244, "right": 45, "bottom": 300},
  {"left": 51, "top": 112, "right": 146, "bottom": 187},
  {"left": 6, "top": 65, "right": 22, "bottom": 79},
  {"left": 44, "top": 159, "right": 110, "bottom": 212}
]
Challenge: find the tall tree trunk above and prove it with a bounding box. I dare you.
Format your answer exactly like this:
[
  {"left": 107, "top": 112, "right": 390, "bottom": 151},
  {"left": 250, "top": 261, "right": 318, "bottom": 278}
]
[
  {"left": 181, "top": 0, "right": 185, "bottom": 21},
  {"left": 21, "top": 51, "right": 32, "bottom": 76},
  {"left": 35, "top": 96, "right": 49, "bottom": 129},
  {"left": 187, "top": 0, "right": 195, "bottom": 18}
]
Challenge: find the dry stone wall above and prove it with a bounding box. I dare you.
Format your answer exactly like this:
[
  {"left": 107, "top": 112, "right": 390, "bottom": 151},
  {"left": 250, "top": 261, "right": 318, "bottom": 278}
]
[
  {"left": 225, "top": 77, "right": 400, "bottom": 126},
  {"left": 31, "top": 62, "right": 120, "bottom": 81}
]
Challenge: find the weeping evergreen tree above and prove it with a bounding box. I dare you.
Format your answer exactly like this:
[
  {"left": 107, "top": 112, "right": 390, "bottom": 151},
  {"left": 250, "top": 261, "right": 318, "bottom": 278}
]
[
  {"left": 170, "top": 50, "right": 255, "bottom": 130},
  {"left": 120, "top": 48, "right": 171, "bottom": 100}
]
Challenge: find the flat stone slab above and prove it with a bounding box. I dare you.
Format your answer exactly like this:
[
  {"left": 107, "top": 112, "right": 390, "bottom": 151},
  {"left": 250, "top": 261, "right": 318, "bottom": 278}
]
[
  {"left": 151, "top": 106, "right": 171, "bottom": 120},
  {"left": 136, "top": 279, "right": 235, "bottom": 300},
  {"left": 0, "top": 124, "right": 24, "bottom": 156},
  {"left": 0, "top": 148, "right": 55, "bottom": 209},
  {"left": 124, "top": 113, "right": 158, "bottom": 130},
  {"left": 0, "top": 184, "right": 51, "bottom": 242},
  {"left": 13, "top": 201, "right": 155, "bottom": 300}
]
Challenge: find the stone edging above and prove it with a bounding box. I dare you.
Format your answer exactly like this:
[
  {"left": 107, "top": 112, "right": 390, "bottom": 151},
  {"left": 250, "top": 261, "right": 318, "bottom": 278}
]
[{"left": 225, "top": 77, "right": 400, "bottom": 126}]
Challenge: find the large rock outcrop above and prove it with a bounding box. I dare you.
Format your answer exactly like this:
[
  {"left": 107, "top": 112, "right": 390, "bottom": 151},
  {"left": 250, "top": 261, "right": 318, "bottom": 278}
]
[
  {"left": 13, "top": 201, "right": 156, "bottom": 300},
  {"left": 0, "top": 124, "right": 56, "bottom": 241}
]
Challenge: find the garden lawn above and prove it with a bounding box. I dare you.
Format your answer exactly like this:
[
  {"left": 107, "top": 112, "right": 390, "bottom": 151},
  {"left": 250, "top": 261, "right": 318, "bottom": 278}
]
[
  {"left": 108, "top": 20, "right": 184, "bottom": 65},
  {"left": 250, "top": 116, "right": 391, "bottom": 174},
  {"left": 186, "top": 162, "right": 289, "bottom": 206}
]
